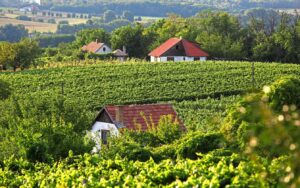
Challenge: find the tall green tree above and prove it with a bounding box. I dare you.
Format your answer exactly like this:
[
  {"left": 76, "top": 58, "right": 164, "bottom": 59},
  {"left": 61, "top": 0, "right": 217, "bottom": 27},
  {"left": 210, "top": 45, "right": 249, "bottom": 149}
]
[
  {"left": 122, "top": 11, "right": 134, "bottom": 22},
  {"left": 192, "top": 11, "right": 246, "bottom": 59},
  {"left": 111, "top": 24, "right": 151, "bottom": 58},
  {"left": 76, "top": 28, "right": 111, "bottom": 47},
  {"left": 103, "top": 10, "right": 116, "bottom": 23}
]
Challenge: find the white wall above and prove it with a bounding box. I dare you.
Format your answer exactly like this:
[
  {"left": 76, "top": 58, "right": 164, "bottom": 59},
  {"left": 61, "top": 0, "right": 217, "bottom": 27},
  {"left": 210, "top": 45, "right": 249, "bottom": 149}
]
[
  {"left": 185, "top": 57, "right": 194, "bottom": 61},
  {"left": 150, "top": 56, "right": 207, "bottom": 62},
  {"left": 90, "top": 122, "right": 119, "bottom": 152},
  {"left": 96, "top": 45, "right": 112, "bottom": 54},
  {"left": 200, "top": 57, "right": 207, "bottom": 61},
  {"left": 150, "top": 56, "right": 156, "bottom": 62},
  {"left": 159, "top": 57, "right": 168, "bottom": 62}
]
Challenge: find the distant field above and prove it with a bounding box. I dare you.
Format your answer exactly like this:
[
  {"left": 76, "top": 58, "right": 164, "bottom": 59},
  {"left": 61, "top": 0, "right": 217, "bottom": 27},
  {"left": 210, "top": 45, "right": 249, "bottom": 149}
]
[
  {"left": 0, "top": 17, "right": 57, "bottom": 32},
  {"left": 277, "top": 9, "right": 300, "bottom": 15}
]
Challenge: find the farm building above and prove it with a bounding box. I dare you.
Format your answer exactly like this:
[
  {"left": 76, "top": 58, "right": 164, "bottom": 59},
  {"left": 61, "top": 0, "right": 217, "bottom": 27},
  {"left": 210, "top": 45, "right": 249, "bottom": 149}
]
[
  {"left": 149, "top": 37, "right": 208, "bottom": 62},
  {"left": 82, "top": 40, "right": 128, "bottom": 61},
  {"left": 91, "top": 104, "right": 185, "bottom": 151},
  {"left": 82, "top": 40, "right": 113, "bottom": 54}
]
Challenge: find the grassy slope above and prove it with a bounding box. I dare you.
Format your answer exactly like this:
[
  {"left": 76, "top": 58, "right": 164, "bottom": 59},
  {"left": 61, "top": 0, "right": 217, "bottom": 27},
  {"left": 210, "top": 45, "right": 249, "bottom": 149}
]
[{"left": 1, "top": 60, "right": 299, "bottom": 130}]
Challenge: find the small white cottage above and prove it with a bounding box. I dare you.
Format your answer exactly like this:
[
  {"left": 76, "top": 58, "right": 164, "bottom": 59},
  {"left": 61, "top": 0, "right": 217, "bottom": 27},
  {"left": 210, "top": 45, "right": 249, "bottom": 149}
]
[
  {"left": 90, "top": 104, "right": 185, "bottom": 152},
  {"left": 82, "top": 40, "right": 112, "bottom": 54}
]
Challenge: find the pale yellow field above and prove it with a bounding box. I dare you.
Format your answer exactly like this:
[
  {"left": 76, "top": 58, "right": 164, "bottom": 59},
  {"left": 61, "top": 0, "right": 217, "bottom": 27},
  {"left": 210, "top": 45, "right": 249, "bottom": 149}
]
[{"left": 0, "top": 17, "right": 57, "bottom": 33}]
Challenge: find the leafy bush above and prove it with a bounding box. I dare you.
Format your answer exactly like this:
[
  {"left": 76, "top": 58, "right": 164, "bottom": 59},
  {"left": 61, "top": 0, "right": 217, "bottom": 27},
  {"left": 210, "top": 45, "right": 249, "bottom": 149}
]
[
  {"left": 0, "top": 79, "right": 11, "bottom": 100},
  {"left": 151, "top": 144, "right": 177, "bottom": 162},
  {"left": 267, "top": 76, "right": 300, "bottom": 112},
  {"left": 101, "top": 139, "right": 152, "bottom": 162},
  {"left": 16, "top": 15, "right": 32, "bottom": 21},
  {"left": 176, "top": 132, "right": 225, "bottom": 159}
]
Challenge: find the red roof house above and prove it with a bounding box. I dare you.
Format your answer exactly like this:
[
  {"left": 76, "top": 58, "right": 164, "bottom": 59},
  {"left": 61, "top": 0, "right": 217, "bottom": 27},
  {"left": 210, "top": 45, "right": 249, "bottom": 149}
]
[
  {"left": 82, "top": 40, "right": 112, "bottom": 54},
  {"left": 149, "top": 37, "right": 208, "bottom": 62},
  {"left": 94, "top": 104, "right": 185, "bottom": 131}
]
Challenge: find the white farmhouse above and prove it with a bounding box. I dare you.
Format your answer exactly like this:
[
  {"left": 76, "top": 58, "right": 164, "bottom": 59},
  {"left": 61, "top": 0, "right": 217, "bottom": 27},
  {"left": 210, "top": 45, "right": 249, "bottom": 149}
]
[
  {"left": 149, "top": 37, "right": 209, "bottom": 62},
  {"left": 82, "top": 40, "right": 112, "bottom": 54},
  {"left": 90, "top": 104, "right": 185, "bottom": 152}
]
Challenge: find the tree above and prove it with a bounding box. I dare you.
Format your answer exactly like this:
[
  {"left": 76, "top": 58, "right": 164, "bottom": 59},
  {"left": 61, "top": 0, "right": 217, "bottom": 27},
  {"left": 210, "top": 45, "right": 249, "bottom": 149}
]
[
  {"left": 0, "top": 39, "right": 40, "bottom": 71},
  {"left": 122, "top": 11, "right": 134, "bottom": 22},
  {"left": 103, "top": 10, "right": 116, "bottom": 23},
  {"left": 0, "top": 24, "right": 28, "bottom": 42},
  {"left": 76, "top": 28, "right": 111, "bottom": 47},
  {"left": 111, "top": 24, "right": 150, "bottom": 58},
  {"left": 192, "top": 11, "right": 246, "bottom": 60}
]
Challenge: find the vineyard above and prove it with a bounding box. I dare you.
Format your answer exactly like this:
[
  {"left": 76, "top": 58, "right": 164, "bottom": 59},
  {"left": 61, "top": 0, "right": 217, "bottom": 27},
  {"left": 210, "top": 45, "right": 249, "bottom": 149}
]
[
  {"left": 0, "top": 61, "right": 299, "bottom": 129},
  {"left": 1, "top": 60, "right": 300, "bottom": 187},
  {"left": 0, "top": 151, "right": 282, "bottom": 187}
]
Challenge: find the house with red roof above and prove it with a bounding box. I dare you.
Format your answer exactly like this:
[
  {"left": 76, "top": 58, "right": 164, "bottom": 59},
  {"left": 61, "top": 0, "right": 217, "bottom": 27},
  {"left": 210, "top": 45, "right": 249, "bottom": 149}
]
[
  {"left": 149, "top": 37, "right": 208, "bottom": 62},
  {"left": 82, "top": 40, "right": 128, "bottom": 61},
  {"left": 90, "top": 104, "right": 185, "bottom": 150},
  {"left": 82, "top": 40, "right": 113, "bottom": 54}
]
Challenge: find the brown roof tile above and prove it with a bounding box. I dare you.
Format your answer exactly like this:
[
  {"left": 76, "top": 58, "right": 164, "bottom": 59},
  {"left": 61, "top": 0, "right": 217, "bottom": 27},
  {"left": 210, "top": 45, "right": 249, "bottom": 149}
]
[{"left": 105, "top": 104, "right": 185, "bottom": 131}]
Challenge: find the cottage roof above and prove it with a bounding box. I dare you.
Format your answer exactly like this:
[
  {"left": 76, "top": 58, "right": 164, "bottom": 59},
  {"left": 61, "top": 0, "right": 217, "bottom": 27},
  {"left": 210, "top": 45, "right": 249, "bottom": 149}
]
[
  {"left": 148, "top": 37, "right": 209, "bottom": 57},
  {"left": 82, "top": 41, "right": 105, "bottom": 53},
  {"left": 97, "top": 104, "right": 185, "bottom": 131},
  {"left": 113, "top": 49, "right": 128, "bottom": 57}
]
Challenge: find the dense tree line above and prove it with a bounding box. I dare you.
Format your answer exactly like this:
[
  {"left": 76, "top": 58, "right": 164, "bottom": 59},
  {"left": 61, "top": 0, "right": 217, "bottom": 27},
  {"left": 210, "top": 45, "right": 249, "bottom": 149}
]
[
  {"left": 51, "top": 11, "right": 300, "bottom": 63},
  {"left": 0, "top": 24, "right": 28, "bottom": 43},
  {"left": 38, "top": 0, "right": 300, "bottom": 17}
]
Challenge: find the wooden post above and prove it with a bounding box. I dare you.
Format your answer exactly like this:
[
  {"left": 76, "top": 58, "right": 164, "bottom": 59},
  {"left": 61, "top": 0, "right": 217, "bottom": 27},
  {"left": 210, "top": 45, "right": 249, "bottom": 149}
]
[{"left": 252, "top": 61, "right": 255, "bottom": 90}]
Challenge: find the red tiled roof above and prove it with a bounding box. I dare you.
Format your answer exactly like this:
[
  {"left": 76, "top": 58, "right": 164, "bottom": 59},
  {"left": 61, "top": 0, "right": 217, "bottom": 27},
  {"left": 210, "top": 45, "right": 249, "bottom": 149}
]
[
  {"left": 82, "top": 41, "right": 104, "bottom": 53},
  {"left": 104, "top": 104, "right": 185, "bottom": 131},
  {"left": 148, "top": 37, "right": 208, "bottom": 57}
]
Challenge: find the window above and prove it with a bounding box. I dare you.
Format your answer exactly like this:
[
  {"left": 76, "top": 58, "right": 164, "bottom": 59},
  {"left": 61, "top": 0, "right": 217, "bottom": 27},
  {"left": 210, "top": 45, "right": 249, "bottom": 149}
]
[
  {"left": 194, "top": 57, "right": 200, "bottom": 61},
  {"left": 103, "top": 47, "right": 106, "bottom": 52},
  {"left": 167, "top": 57, "right": 174, "bottom": 61},
  {"left": 101, "top": 130, "right": 110, "bottom": 145},
  {"left": 175, "top": 45, "right": 179, "bottom": 50}
]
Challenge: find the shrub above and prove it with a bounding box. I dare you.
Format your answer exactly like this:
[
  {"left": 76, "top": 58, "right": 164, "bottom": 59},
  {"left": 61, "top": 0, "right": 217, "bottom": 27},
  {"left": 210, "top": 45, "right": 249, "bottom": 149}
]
[
  {"left": 151, "top": 144, "right": 177, "bottom": 162},
  {"left": 101, "top": 139, "right": 151, "bottom": 162},
  {"left": 267, "top": 76, "right": 300, "bottom": 112},
  {"left": 16, "top": 15, "right": 32, "bottom": 21},
  {"left": 176, "top": 132, "right": 224, "bottom": 159},
  {"left": 58, "top": 20, "right": 69, "bottom": 25},
  {"left": 48, "top": 18, "right": 56, "bottom": 24},
  {"left": 150, "top": 115, "right": 183, "bottom": 144},
  {"left": 0, "top": 79, "right": 11, "bottom": 100}
]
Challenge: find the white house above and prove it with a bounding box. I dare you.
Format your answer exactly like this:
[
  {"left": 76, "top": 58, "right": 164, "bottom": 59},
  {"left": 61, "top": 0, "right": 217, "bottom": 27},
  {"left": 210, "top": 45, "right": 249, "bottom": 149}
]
[
  {"left": 149, "top": 37, "right": 209, "bottom": 62},
  {"left": 82, "top": 40, "right": 112, "bottom": 54},
  {"left": 21, "top": 0, "right": 41, "bottom": 5},
  {"left": 90, "top": 104, "right": 185, "bottom": 152}
]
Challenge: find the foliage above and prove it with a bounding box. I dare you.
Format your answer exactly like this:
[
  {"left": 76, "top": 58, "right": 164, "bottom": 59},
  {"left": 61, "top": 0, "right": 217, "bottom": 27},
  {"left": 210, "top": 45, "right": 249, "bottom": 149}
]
[
  {"left": 0, "top": 79, "right": 11, "bottom": 100},
  {"left": 0, "top": 152, "right": 279, "bottom": 187},
  {"left": 0, "top": 24, "right": 28, "bottom": 42},
  {"left": 176, "top": 132, "right": 225, "bottom": 159},
  {"left": 75, "top": 28, "right": 110, "bottom": 47},
  {"left": 0, "top": 96, "right": 94, "bottom": 162},
  {"left": 267, "top": 76, "right": 300, "bottom": 111},
  {"left": 111, "top": 24, "right": 151, "bottom": 58}
]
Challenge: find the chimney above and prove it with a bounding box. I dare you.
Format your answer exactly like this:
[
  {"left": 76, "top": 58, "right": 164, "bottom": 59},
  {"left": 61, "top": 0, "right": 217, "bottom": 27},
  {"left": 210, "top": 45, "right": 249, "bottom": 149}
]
[
  {"left": 96, "top": 39, "right": 98, "bottom": 43},
  {"left": 115, "top": 106, "right": 123, "bottom": 124},
  {"left": 179, "top": 36, "right": 182, "bottom": 39},
  {"left": 122, "top": 46, "right": 126, "bottom": 53}
]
